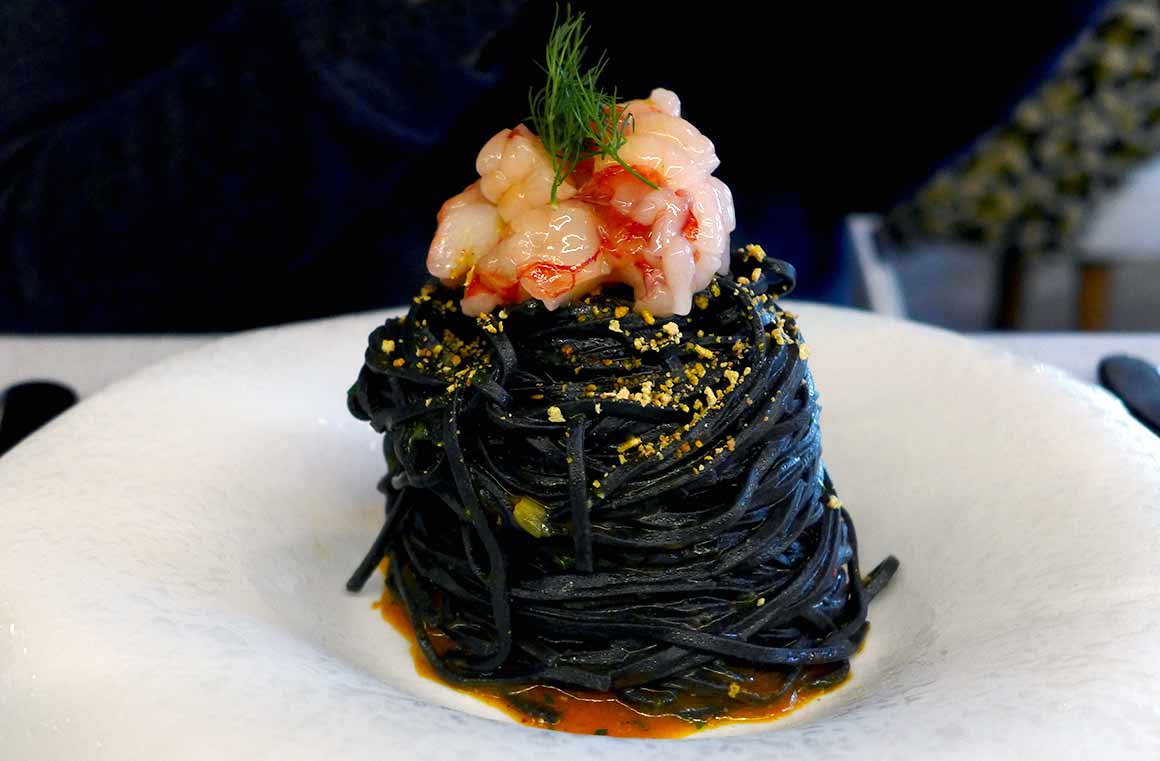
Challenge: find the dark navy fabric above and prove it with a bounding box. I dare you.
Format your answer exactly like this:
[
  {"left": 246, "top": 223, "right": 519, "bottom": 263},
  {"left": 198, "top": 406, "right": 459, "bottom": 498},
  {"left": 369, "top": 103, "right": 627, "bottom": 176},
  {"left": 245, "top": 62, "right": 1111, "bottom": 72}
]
[{"left": 0, "top": 1, "right": 1103, "bottom": 331}]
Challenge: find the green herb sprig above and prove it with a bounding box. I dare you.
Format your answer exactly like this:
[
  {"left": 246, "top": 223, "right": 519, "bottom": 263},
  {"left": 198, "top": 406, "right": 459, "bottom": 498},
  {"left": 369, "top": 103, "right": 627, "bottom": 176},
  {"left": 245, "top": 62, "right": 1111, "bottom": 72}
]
[{"left": 528, "top": 7, "right": 660, "bottom": 205}]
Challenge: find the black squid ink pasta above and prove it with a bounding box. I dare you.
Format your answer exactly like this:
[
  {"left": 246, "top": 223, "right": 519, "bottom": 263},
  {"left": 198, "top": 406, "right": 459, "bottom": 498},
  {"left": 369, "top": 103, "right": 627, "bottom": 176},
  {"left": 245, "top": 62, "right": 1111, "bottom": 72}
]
[{"left": 346, "top": 247, "right": 898, "bottom": 719}]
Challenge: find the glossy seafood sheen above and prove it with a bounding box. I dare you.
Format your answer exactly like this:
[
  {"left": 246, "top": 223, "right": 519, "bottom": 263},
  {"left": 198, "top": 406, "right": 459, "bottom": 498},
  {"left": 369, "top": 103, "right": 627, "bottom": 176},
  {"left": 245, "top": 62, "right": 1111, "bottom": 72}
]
[{"left": 427, "top": 89, "right": 736, "bottom": 316}]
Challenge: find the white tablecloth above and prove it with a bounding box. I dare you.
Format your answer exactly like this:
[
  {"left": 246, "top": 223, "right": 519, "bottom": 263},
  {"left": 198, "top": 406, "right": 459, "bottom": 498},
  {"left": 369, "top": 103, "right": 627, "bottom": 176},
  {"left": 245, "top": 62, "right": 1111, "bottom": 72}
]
[{"left": 2, "top": 331, "right": 1159, "bottom": 399}]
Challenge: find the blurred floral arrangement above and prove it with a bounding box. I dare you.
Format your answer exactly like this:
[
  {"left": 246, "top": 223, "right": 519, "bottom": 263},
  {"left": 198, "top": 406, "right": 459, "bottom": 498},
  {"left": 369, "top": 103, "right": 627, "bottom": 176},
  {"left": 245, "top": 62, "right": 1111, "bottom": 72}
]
[{"left": 887, "top": 0, "right": 1160, "bottom": 257}]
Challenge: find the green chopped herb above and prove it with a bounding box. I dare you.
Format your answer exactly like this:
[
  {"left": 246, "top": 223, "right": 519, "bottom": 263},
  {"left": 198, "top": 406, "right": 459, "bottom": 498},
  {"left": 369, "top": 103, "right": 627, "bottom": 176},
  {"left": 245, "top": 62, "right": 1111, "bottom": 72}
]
[
  {"left": 409, "top": 421, "right": 430, "bottom": 441},
  {"left": 513, "top": 496, "right": 551, "bottom": 538}
]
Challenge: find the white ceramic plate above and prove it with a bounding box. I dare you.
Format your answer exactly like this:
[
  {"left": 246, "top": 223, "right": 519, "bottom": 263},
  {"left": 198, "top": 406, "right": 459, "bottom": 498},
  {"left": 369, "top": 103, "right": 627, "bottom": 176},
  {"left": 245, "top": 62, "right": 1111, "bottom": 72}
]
[{"left": 2, "top": 305, "right": 1159, "bottom": 761}]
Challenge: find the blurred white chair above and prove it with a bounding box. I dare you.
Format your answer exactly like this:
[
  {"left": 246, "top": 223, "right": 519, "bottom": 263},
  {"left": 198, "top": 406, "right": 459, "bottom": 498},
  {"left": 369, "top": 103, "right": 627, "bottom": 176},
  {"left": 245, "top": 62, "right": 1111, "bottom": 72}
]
[
  {"left": 1075, "top": 155, "right": 1160, "bottom": 329},
  {"left": 847, "top": 154, "right": 1160, "bottom": 329},
  {"left": 845, "top": 214, "right": 906, "bottom": 318},
  {"left": 848, "top": 215, "right": 1015, "bottom": 329}
]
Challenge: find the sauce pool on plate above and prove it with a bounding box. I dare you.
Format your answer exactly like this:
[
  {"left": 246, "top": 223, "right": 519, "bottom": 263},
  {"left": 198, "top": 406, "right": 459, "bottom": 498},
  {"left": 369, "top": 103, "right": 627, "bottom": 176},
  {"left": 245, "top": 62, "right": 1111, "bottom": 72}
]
[{"left": 372, "top": 571, "right": 851, "bottom": 739}]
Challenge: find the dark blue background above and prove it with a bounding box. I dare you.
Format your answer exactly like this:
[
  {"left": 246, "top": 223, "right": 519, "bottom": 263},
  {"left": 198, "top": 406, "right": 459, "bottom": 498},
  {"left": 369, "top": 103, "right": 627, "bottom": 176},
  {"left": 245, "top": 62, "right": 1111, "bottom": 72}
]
[{"left": 0, "top": 1, "right": 1102, "bottom": 331}]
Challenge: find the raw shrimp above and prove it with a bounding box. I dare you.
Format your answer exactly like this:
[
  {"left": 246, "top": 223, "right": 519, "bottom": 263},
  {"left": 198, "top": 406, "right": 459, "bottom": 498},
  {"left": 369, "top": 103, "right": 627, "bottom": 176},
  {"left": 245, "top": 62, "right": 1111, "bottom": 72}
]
[{"left": 426, "top": 88, "right": 736, "bottom": 316}]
